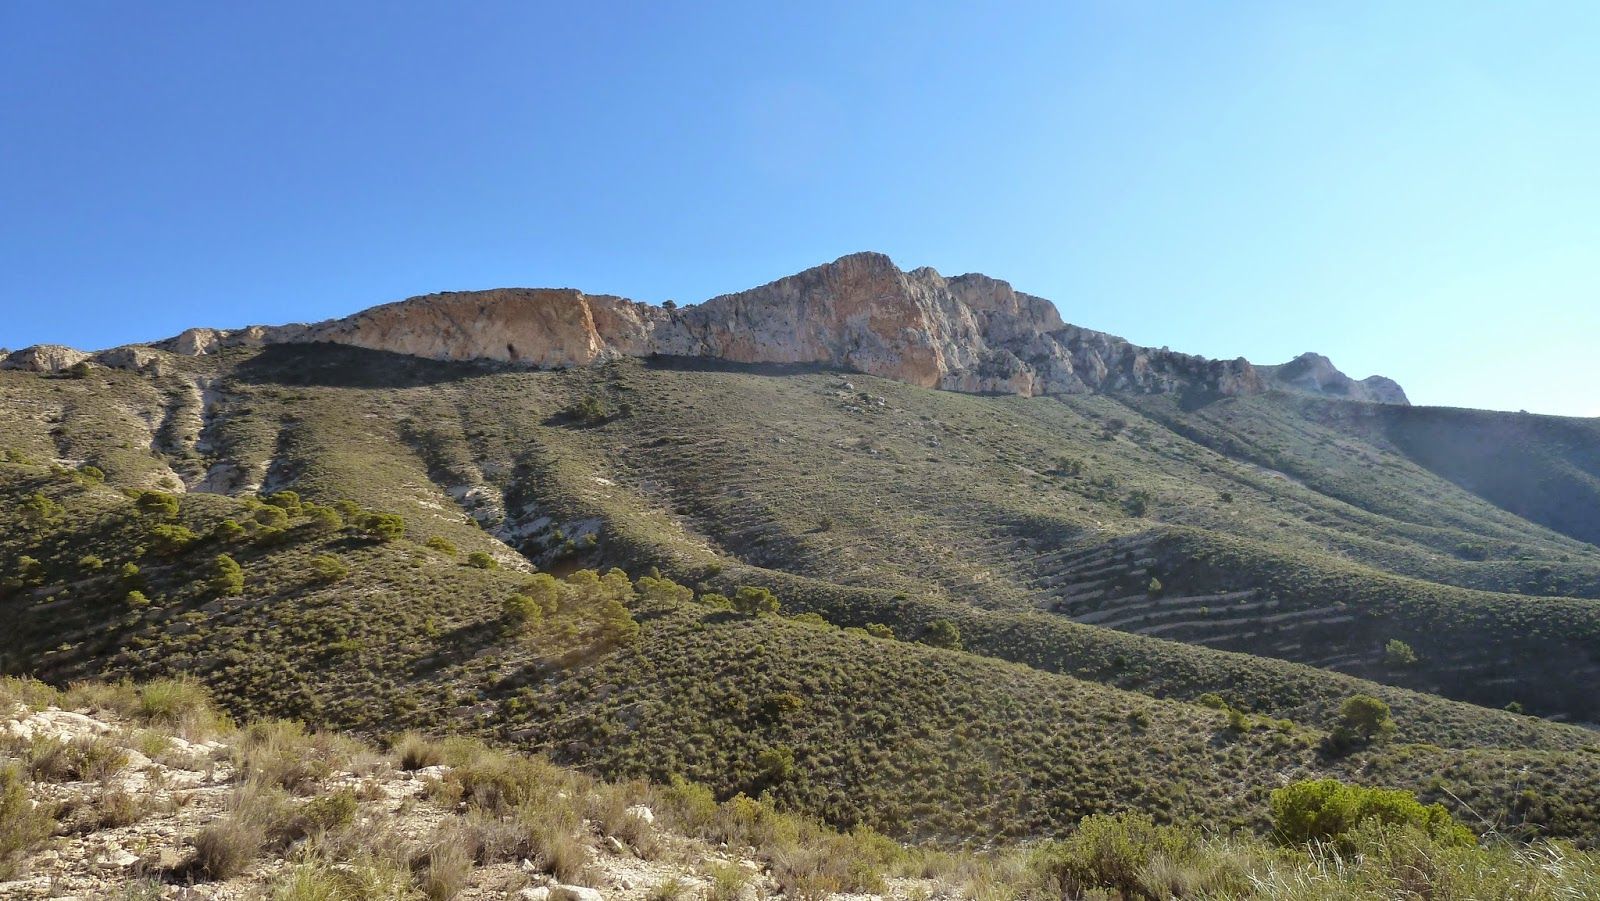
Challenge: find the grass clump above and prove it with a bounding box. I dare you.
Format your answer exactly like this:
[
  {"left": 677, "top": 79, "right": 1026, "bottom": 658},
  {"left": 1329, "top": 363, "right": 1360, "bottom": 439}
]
[{"left": 0, "top": 761, "right": 56, "bottom": 879}]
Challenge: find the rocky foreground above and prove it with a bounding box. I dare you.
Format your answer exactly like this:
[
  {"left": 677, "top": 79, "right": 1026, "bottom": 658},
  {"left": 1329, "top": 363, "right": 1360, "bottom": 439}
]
[{"left": 0, "top": 680, "right": 938, "bottom": 900}]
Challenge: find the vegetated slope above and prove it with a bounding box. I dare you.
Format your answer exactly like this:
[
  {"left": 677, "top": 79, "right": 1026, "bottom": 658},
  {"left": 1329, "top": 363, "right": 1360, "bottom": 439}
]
[{"left": 3, "top": 346, "right": 1600, "bottom": 844}]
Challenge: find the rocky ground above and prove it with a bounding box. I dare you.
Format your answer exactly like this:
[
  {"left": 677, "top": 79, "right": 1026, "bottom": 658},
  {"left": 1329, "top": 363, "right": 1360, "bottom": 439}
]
[{"left": 0, "top": 700, "right": 942, "bottom": 900}]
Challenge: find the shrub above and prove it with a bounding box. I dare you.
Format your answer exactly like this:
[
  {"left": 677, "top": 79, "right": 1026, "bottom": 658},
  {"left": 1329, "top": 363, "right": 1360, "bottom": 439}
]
[
  {"left": 705, "top": 861, "right": 751, "bottom": 901},
  {"left": 254, "top": 506, "right": 289, "bottom": 529},
  {"left": 264, "top": 491, "right": 302, "bottom": 515},
  {"left": 1270, "top": 778, "right": 1474, "bottom": 850},
  {"left": 304, "top": 504, "right": 344, "bottom": 533},
  {"left": 730, "top": 585, "right": 780, "bottom": 616},
  {"left": 359, "top": 512, "right": 406, "bottom": 542},
  {"left": 394, "top": 732, "right": 445, "bottom": 771},
  {"left": 425, "top": 536, "right": 458, "bottom": 557},
  {"left": 1037, "top": 811, "right": 1248, "bottom": 900},
  {"left": 309, "top": 553, "right": 349, "bottom": 583},
  {"left": 864, "top": 623, "right": 895, "bottom": 640},
  {"left": 66, "top": 360, "right": 91, "bottom": 379},
  {"left": 78, "top": 554, "right": 105, "bottom": 571},
  {"left": 1339, "top": 694, "right": 1395, "bottom": 741},
  {"left": 211, "top": 554, "right": 244, "bottom": 596},
  {"left": 126, "top": 589, "right": 150, "bottom": 609},
  {"left": 419, "top": 824, "right": 475, "bottom": 900},
  {"left": 921, "top": 619, "right": 963, "bottom": 651},
  {"left": 76, "top": 464, "right": 105, "bottom": 484},
  {"left": 756, "top": 746, "right": 796, "bottom": 783},
  {"left": 23, "top": 491, "right": 63, "bottom": 524},
  {"left": 465, "top": 551, "right": 498, "bottom": 570},
  {"left": 0, "top": 761, "right": 56, "bottom": 878},
  {"left": 148, "top": 523, "right": 198, "bottom": 556},
  {"left": 565, "top": 394, "right": 611, "bottom": 424},
  {"left": 134, "top": 490, "right": 179, "bottom": 520},
  {"left": 1147, "top": 577, "right": 1164, "bottom": 597},
  {"left": 1385, "top": 639, "right": 1418, "bottom": 667},
  {"left": 137, "top": 677, "right": 217, "bottom": 735}
]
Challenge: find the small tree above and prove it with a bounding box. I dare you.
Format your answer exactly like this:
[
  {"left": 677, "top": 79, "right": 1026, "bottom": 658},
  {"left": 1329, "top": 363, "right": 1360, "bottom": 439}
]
[
  {"left": 126, "top": 590, "right": 150, "bottom": 609},
  {"left": 1270, "top": 778, "right": 1472, "bottom": 850},
  {"left": 66, "top": 360, "right": 92, "bottom": 379},
  {"left": 1384, "top": 639, "right": 1418, "bottom": 667},
  {"left": 502, "top": 593, "right": 543, "bottom": 627},
  {"left": 210, "top": 554, "right": 244, "bottom": 596},
  {"left": 213, "top": 519, "right": 247, "bottom": 543},
  {"left": 359, "top": 512, "right": 406, "bottom": 543},
  {"left": 1146, "top": 577, "right": 1164, "bottom": 598},
  {"left": 264, "top": 491, "right": 302, "bottom": 516},
  {"left": 731, "top": 585, "right": 780, "bottom": 616},
  {"left": 310, "top": 553, "right": 348, "bottom": 583},
  {"left": 922, "top": 619, "right": 963, "bottom": 651},
  {"left": 134, "top": 491, "right": 179, "bottom": 520},
  {"left": 23, "top": 492, "right": 62, "bottom": 525},
  {"left": 304, "top": 504, "right": 343, "bottom": 533},
  {"left": 148, "top": 523, "right": 198, "bottom": 556},
  {"left": 1339, "top": 694, "right": 1394, "bottom": 740},
  {"left": 755, "top": 746, "right": 795, "bottom": 783}
]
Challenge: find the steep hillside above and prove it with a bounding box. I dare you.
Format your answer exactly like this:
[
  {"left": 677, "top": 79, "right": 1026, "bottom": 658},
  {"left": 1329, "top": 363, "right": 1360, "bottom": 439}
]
[{"left": 3, "top": 344, "right": 1600, "bottom": 848}]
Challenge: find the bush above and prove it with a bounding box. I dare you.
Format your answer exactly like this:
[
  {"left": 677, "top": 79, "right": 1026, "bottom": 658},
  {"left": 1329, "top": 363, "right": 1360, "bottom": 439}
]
[
  {"left": 864, "top": 623, "right": 894, "bottom": 640},
  {"left": 214, "top": 519, "right": 247, "bottom": 542},
  {"left": 1339, "top": 694, "right": 1395, "bottom": 741},
  {"left": 425, "top": 536, "right": 459, "bottom": 557},
  {"left": 0, "top": 761, "right": 56, "bottom": 878},
  {"left": 756, "top": 746, "right": 795, "bottom": 784},
  {"left": 1270, "top": 778, "right": 1474, "bottom": 850},
  {"left": 465, "top": 551, "right": 498, "bottom": 570},
  {"left": 137, "top": 677, "right": 217, "bottom": 735},
  {"left": 23, "top": 491, "right": 62, "bottom": 524},
  {"left": 731, "top": 585, "right": 780, "bottom": 616},
  {"left": 394, "top": 732, "right": 445, "bottom": 771},
  {"left": 264, "top": 491, "right": 302, "bottom": 515},
  {"left": 304, "top": 504, "right": 344, "bottom": 533},
  {"left": 1385, "top": 639, "right": 1418, "bottom": 667},
  {"left": 309, "top": 553, "right": 349, "bottom": 583},
  {"left": 211, "top": 554, "right": 244, "bottom": 596},
  {"left": 134, "top": 490, "right": 179, "bottom": 520},
  {"left": 565, "top": 394, "right": 611, "bottom": 424},
  {"left": 921, "top": 619, "right": 962, "bottom": 650},
  {"left": 1028, "top": 811, "right": 1217, "bottom": 901},
  {"left": 126, "top": 589, "right": 150, "bottom": 609},
  {"left": 148, "top": 523, "right": 198, "bottom": 556},
  {"left": 359, "top": 512, "right": 406, "bottom": 543}
]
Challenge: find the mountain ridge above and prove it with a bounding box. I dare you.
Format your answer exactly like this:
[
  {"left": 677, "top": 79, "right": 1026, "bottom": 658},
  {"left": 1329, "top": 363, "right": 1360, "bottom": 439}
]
[{"left": 2, "top": 252, "right": 1406, "bottom": 405}]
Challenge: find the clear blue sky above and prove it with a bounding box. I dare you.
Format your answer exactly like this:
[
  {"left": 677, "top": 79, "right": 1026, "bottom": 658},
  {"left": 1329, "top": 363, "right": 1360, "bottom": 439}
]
[{"left": 3, "top": 2, "right": 1596, "bottom": 416}]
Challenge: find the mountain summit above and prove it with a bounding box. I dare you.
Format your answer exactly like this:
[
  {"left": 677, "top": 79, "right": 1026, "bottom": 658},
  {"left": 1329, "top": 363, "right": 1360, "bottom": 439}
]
[{"left": 5, "top": 253, "right": 1405, "bottom": 404}]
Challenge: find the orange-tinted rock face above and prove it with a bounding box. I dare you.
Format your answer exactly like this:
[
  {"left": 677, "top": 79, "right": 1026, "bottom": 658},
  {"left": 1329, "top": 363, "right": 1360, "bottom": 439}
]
[{"left": 147, "top": 252, "right": 1285, "bottom": 400}]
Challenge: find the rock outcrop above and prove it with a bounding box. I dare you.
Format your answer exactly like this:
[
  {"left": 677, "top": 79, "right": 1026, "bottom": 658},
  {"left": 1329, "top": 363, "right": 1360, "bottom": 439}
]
[
  {"left": 118, "top": 252, "right": 1402, "bottom": 404},
  {"left": 0, "top": 344, "right": 89, "bottom": 373},
  {"left": 1260, "top": 352, "right": 1410, "bottom": 405}
]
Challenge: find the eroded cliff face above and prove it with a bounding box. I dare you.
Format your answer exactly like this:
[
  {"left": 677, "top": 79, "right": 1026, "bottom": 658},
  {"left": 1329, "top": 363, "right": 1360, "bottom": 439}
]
[{"left": 125, "top": 252, "right": 1401, "bottom": 403}]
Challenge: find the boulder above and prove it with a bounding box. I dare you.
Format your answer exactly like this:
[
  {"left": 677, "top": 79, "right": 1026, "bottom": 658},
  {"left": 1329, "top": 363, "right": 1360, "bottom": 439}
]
[{"left": 549, "top": 885, "right": 604, "bottom": 901}]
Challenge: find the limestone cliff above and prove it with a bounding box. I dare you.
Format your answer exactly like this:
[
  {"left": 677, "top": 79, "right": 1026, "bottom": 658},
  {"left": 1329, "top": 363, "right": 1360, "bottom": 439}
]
[{"left": 113, "top": 252, "right": 1403, "bottom": 404}]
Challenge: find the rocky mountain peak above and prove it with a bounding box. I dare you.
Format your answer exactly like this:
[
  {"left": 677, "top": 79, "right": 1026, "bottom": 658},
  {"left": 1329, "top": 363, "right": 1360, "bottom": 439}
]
[{"left": 14, "top": 253, "right": 1406, "bottom": 405}]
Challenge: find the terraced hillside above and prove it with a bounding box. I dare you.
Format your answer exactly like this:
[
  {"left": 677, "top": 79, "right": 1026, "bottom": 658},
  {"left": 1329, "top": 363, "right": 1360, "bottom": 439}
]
[{"left": 2, "top": 343, "right": 1600, "bottom": 845}]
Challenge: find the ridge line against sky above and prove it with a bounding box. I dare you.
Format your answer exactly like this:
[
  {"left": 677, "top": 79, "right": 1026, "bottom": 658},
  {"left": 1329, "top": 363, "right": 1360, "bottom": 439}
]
[{"left": 2, "top": 2, "right": 1597, "bottom": 416}]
